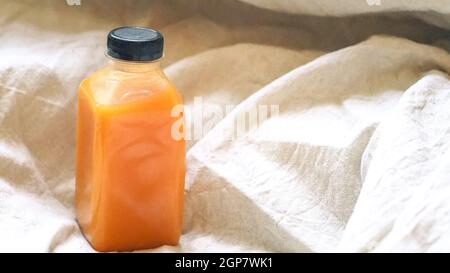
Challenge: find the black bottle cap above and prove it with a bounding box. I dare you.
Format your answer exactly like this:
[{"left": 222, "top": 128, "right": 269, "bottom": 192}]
[{"left": 107, "top": 26, "right": 164, "bottom": 62}]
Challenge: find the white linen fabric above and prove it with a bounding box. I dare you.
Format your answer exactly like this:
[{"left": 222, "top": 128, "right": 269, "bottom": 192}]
[
  {"left": 241, "top": 0, "right": 450, "bottom": 29},
  {"left": 0, "top": 0, "right": 450, "bottom": 252}
]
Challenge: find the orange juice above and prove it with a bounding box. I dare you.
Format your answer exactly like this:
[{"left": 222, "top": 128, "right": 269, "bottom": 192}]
[{"left": 75, "top": 27, "right": 185, "bottom": 252}]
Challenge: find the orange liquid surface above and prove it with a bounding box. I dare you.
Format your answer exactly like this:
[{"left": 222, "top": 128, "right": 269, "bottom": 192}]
[{"left": 75, "top": 63, "right": 185, "bottom": 252}]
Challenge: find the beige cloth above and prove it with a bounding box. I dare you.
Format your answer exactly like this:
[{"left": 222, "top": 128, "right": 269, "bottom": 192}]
[
  {"left": 1, "top": 0, "right": 450, "bottom": 252},
  {"left": 241, "top": 0, "right": 450, "bottom": 29}
]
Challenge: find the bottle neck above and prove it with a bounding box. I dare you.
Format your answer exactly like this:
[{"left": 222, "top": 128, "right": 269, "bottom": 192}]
[{"left": 108, "top": 57, "right": 162, "bottom": 73}]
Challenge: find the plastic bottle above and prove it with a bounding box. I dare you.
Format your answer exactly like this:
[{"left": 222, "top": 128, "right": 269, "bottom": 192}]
[{"left": 75, "top": 26, "right": 185, "bottom": 252}]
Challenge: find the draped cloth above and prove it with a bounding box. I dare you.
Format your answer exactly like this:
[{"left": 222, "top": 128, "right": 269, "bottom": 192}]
[{"left": 0, "top": 0, "right": 449, "bottom": 252}]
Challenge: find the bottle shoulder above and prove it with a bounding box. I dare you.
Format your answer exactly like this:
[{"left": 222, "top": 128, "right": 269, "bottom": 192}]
[{"left": 80, "top": 65, "right": 181, "bottom": 106}]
